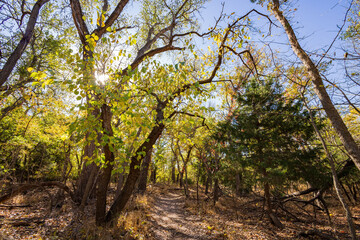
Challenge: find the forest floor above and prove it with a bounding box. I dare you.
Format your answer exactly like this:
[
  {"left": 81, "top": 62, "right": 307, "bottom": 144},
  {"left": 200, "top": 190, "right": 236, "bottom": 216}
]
[{"left": 0, "top": 183, "right": 359, "bottom": 239}]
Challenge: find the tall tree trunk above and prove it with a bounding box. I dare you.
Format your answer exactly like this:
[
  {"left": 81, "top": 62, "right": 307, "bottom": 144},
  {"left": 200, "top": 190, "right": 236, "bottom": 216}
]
[
  {"left": 74, "top": 101, "right": 100, "bottom": 204},
  {"left": 304, "top": 100, "right": 357, "bottom": 239},
  {"left": 271, "top": 0, "right": 360, "bottom": 171},
  {"left": 263, "top": 181, "right": 271, "bottom": 215},
  {"left": 0, "top": 0, "right": 49, "bottom": 87},
  {"left": 150, "top": 166, "right": 156, "bottom": 184},
  {"left": 79, "top": 165, "right": 98, "bottom": 211},
  {"left": 179, "top": 172, "right": 184, "bottom": 187},
  {"left": 105, "top": 122, "right": 165, "bottom": 224},
  {"left": 54, "top": 139, "right": 72, "bottom": 207},
  {"left": 235, "top": 172, "right": 242, "bottom": 196},
  {"left": 183, "top": 164, "right": 189, "bottom": 198},
  {"left": 171, "top": 158, "right": 176, "bottom": 183},
  {"left": 96, "top": 104, "right": 115, "bottom": 226},
  {"left": 213, "top": 178, "right": 219, "bottom": 205},
  {"left": 115, "top": 169, "right": 125, "bottom": 198},
  {"left": 205, "top": 175, "right": 212, "bottom": 194},
  {"left": 263, "top": 169, "right": 283, "bottom": 228},
  {"left": 70, "top": 0, "right": 130, "bottom": 205},
  {"left": 137, "top": 146, "right": 154, "bottom": 193},
  {"left": 115, "top": 127, "right": 142, "bottom": 198}
]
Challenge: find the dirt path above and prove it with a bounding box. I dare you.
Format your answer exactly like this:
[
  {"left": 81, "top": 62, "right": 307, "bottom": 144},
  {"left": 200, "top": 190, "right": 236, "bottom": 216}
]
[{"left": 148, "top": 190, "right": 218, "bottom": 240}]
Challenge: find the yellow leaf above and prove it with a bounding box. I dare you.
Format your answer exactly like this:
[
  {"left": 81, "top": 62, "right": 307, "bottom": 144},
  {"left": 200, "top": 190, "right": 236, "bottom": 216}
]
[
  {"left": 82, "top": 16, "right": 86, "bottom": 21},
  {"left": 27, "top": 67, "right": 34, "bottom": 72}
]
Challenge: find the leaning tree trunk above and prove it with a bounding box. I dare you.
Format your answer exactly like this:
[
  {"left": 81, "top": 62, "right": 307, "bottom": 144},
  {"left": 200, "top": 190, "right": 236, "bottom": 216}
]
[
  {"left": 171, "top": 157, "right": 176, "bottom": 183},
  {"left": 115, "top": 127, "right": 142, "bottom": 198},
  {"left": 0, "top": 0, "right": 49, "bottom": 87},
  {"left": 137, "top": 146, "right": 154, "bottom": 194},
  {"left": 304, "top": 100, "right": 357, "bottom": 239},
  {"left": 104, "top": 122, "right": 165, "bottom": 224},
  {"left": 271, "top": 0, "right": 360, "bottom": 171}
]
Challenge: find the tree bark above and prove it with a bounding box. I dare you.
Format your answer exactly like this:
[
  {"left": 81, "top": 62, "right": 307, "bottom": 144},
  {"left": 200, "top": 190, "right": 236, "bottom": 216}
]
[
  {"left": 150, "top": 166, "right": 156, "bottom": 184},
  {"left": 235, "top": 172, "right": 242, "bottom": 196},
  {"left": 96, "top": 104, "right": 115, "bottom": 225},
  {"left": 213, "top": 178, "right": 219, "bottom": 205},
  {"left": 137, "top": 146, "right": 154, "bottom": 193},
  {"left": 171, "top": 158, "right": 176, "bottom": 183},
  {"left": 115, "top": 127, "right": 142, "bottom": 198},
  {"left": 70, "top": 0, "right": 130, "bottom": 205},
  {"left": 105, "top": 122, "right": 165, "bottom": 224},
  {"left": 304, "top": 100, "right": 357, "bottom": 239},
  {"left": 0, "top": 0, "right": 49, "bottom": 87},
  {"left": 271, "top": 0, "right": 360, "bottom": 171},
  {"left": 205, "top": 175, "right": 212, "bottom": 194}
]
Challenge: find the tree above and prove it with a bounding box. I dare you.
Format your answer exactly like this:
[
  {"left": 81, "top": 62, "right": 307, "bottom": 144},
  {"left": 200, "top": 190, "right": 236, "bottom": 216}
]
[
  {"left": 268, "top": 0, "right": 360, "bottom": 172},
  {"left": 0, "top": 0, "right": 50, "bottom": 87},
  {"left": 215, "top": 78, "right": 321, "bottom": 227}
]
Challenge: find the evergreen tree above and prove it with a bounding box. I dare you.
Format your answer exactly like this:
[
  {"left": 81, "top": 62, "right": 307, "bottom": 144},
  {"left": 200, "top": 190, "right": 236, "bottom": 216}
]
[{"left": 215, "top": 78, "right": 323, "bottom": 221}]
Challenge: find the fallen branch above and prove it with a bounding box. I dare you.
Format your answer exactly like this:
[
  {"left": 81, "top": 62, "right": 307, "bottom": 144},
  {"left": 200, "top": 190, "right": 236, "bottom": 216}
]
[
  {"left": 2, "top": 217, "right": 45, "bottom": 227},
  {"left": 0, "top": 204, "right": 31, "bottom": 209}
]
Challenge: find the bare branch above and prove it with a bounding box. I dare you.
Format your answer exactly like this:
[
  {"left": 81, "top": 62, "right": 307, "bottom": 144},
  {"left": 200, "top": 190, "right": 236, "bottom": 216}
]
[{"left": 0, "top": 0, "right": 49, "bottom": 87}]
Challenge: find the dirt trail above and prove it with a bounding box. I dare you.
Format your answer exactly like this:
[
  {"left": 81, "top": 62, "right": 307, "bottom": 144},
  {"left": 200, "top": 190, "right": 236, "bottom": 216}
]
[{"left": 148, "top": 190, "right": 218, "bottom": 240}]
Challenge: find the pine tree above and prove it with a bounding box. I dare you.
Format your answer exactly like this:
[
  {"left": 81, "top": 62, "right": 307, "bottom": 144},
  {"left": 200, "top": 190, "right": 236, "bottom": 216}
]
[{"left": 215, "top": 78, "right": 323, "bottom": 225}]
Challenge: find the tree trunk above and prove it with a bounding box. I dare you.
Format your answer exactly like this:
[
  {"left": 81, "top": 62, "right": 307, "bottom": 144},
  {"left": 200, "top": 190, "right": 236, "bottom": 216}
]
[
  {"left": 105, "top": 122, "right": 165, "bottom": 224},
  {"left": 304, "top": 99, "right": 357, "bottom": 239},
  {"left": 235, "top": 172, "right": 242, "bottom": 196},
  {"left": 115, "top": 170, "right": 125, "bottom": 198},
  {"left": 264, "top": 181, "right": 271, "bottom": 215},
  {"left": 79, "top": 164, "right": 99, "bottom": 211},
  {"left": 264, "top": 180, "right": 283, "bottom": 228},
  {"left": 205, "top": 175, "right": 212, "bottom": 194},
  {"left": 184, "top": 164, "right": 189, "bottom": 198},
  {"left": 151, "top": 167, "right": 156, "bottom": 184},
  {"left": 271, "top": 0, "right": 360, "bottom": 171},
  {"left": 137, "top": 146, "right": 154, "bottom": 193},
  {"left": 171, "top": 160, "right": 176, "bottom": 183},
  {"left": 73, "top": 51, "right": 100, "bottom": 205},
  {"left": 213, "top": 178, "right": 219, "bottom": 205},
  {"left": 0, "top": 0, "right": 50, "bottom": 87},
  {"left": 179, "top": 172, "right": 183, "bottom": 187},
  {"left": 96, "top": 104, "right": 115, "bottom": 226},
  {"left": 115, "top": 127, "right": 142, "bottom": 198},
  {"left": 54, "top": 140, "right": 72, "bottom": 207}
]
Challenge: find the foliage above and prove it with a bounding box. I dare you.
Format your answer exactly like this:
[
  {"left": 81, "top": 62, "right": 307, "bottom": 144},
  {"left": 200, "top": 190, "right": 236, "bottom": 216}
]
[{"left": 214, "top": 78, "right": 326, "bottom": 191}]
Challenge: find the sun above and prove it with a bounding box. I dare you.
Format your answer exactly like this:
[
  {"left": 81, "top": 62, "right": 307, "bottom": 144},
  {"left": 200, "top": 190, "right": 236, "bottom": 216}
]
[{"left": 95, "top": 72, "right": 108, "bottom": 85}]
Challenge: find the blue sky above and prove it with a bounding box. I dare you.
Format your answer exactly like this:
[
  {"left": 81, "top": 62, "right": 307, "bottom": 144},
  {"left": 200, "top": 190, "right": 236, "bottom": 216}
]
[{"left": 201, "top": 0, "right": 351, "bottom": 53}]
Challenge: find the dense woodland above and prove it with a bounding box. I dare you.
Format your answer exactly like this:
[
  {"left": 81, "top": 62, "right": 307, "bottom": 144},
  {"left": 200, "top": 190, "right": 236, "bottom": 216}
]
[{"left": 1, "top": 0, "right": 360, "bottom": 239}]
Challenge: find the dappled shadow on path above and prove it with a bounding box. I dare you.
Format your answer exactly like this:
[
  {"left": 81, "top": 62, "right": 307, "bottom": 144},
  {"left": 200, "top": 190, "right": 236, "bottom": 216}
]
[{"left": 148, "top": 191, "right": 218, "bottom": 240}]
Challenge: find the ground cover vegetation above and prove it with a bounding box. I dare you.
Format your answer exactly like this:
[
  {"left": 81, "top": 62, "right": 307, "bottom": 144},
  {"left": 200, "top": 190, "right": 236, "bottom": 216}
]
[{"left": 0, "top": 0, "right": 360, "bottom": 239}]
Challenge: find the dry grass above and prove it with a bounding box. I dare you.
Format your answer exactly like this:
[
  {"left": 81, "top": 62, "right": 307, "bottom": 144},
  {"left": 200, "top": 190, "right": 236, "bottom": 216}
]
[
  {"left": 0, "top": 183, "right": 359, "bottom": 239},
  {"left": 176, "top": 185, "right": 360, "bottom": 240}
]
